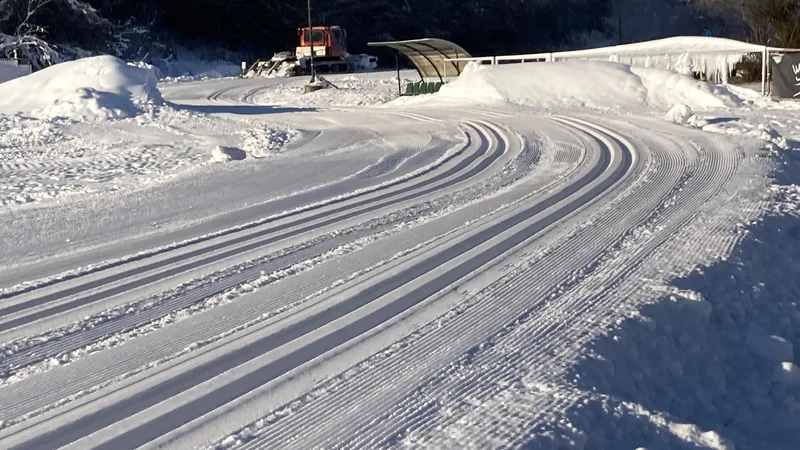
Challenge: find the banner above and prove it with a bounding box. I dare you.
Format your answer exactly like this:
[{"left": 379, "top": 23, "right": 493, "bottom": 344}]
[{"left": 771, "top": 53, "right": 800, "bottom": 99}]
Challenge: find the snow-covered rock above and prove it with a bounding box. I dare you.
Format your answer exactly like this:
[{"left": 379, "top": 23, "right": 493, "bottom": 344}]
[
  {"left": 0, "top": 55, "right": 163, "bottom": 121},
  {"left": 211, "top": 146, "right": 247, "bottom": 163},
  {"left": 665, "top": 104, "right": 694, "bottom": 124}
]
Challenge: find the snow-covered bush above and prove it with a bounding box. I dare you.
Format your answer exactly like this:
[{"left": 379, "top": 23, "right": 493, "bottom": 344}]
[{"left": 0, "top": 32, "right": 60, "bottom": 69}]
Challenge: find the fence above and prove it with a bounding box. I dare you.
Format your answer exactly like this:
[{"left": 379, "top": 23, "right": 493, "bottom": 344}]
[
  {"left": 0, "top": 58, "right": 32, "bottom": 84},
  {"left": 443, "top": 36, "right": 780, "bottom": 96}
]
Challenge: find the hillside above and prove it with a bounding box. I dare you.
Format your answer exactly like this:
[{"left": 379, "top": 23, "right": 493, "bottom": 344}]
[{"left": 0, "top": 0, "right": 770, "bottom": 70}]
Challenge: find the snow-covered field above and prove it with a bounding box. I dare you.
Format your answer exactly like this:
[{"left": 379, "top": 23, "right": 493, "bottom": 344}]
[{"left": 0, "top": 54, "right": 798, "bottom": 450}]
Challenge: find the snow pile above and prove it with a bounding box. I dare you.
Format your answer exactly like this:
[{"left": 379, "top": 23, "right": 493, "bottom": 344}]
[
  {"left": 687, "top": 116, "right": 791, "bottom": 151},
  {"left": 555, "top": 159, "right": 800, "bottom": 450},
  {"left": 239, "top": 127, "right": 301, "bottom": 158},
  {"left": 0, "top": 55, "right": 163, "bottom": 121},
  {"left": 424, "top": 61, "right": 741, "bottom": 112},
  {"left": 554, "top": 36, "right": 766, "bottom": 79},
  {"left": 664, "top": 104, "right": 693, "bottom": 124},
  {"left": 770, "top": 184, "right": 800, "bottom": 215}
]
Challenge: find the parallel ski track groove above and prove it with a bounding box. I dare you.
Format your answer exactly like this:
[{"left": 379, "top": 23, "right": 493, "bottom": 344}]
[
  {"left": 230, "top": 116, "right": 649, "bottom": 450},
  {"left": 0, "top": 121, "right": 514, "bottom": 425},
  {"left": 0, "top": 122, "right": 535, "bottom": 381},
  {"left": 0, "top": 125, "right": 458, "bottom": 300},
  {"left": 432, "top": 126, "right": 743, "bottom": 450},
  {"left": 3, "top": 117, "right": 629, "bottom": 450},
  {"left": 0, "top": 123, "right": 497, "bottom": 333},
  {"left": 340, "top": 120, "right": 741, "bottom": 450},
  {"left": 96, "top": 118, "right": 624, "bottom": 450}
]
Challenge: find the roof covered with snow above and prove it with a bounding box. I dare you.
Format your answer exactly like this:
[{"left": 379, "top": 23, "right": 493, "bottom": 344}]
[{"left": 556, "top": 36, "right": 772, "bottom": 59}]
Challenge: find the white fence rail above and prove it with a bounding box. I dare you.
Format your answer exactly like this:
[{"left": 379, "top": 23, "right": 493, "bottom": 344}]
[
  {"left": 443, "top": 37, "right": 779, "bottom": 95},
  {"left": 0, "top": 58, "right": 32, "bottom": 84}
]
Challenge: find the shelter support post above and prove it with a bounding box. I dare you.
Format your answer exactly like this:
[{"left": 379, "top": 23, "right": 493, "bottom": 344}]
[
  {"left": 368, "top": 39, "right": 470, "bottom": 82},
  {"left": 762, "top": 47, "right": 768, "bottom": 96},
  {"left": 396, "top": 50, "right": 401, "bottom": 96}
]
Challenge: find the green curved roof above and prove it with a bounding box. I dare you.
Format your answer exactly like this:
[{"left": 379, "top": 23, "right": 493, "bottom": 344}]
[{"left": 368, "top": 38, "right": 472, "bottom": 81}]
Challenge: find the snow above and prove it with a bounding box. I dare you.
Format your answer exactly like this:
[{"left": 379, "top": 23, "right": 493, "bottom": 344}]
[
  {"left": 211, "top": 146, "right": 247, "bottom": 163},
  {"left": 553, "top": 36, "right": 768, "bottom": 79},
  {"left": 155, "top": 60, "right": 242, "bottom": 83},
  {"left": 1, "top": 45, "right": 800, "bottom": 450},
  {"left": 0, "top": 55, "right": 162, "bottom": 121},
  {"left": 418, "top": 60, "right": 741, "bottom": 112},
  {"left": 664, "top": 104, "right": 693, "bottom": 124},
  {"left": 775, "top": 362, "right": 800, "bottom": 388}
]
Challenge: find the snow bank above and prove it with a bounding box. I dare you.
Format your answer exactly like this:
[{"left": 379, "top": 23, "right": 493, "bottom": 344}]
[
  {"left": 423, "top": 61, "right": 741, "bottom": 112},
  {"left": 558, "top": 154, "right": 800, "bottom": 450},
  {"left": 0, "top": 55, "right": 163, "bottom": 121},
  {"left": 554, "top": 36, "right": 767, "bottom": 78},
  {"left": 687, "top": 116, "right": 791, "bottom": 151},
  {"left": 156, "top": 59, "right": 242, "bottom": 83}
]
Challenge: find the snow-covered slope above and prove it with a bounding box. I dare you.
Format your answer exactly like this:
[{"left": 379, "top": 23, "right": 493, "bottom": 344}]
[
  {"left": 421, "top": 60, "right": 741, "bottom": 111},
  {"left": 0, "top": 55, "right": 163, "bottom": 120},
  {"left": 0, "top": 53, "right": 797, "bottom": 450}
]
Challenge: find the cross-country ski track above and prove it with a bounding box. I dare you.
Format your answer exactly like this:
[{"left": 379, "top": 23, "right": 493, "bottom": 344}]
[{"left": 0, "top": 75, "right": 773, "bottom": 450}]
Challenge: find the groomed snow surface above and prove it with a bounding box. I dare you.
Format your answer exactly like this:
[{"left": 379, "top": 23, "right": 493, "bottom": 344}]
[{"left": 0, "top": 51, "right": 798, "bottom": 450}]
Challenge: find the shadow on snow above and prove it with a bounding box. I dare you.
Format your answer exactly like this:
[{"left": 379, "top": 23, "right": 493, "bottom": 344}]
[
  {"left": 538, "top": 151, "right": 800, "bottom": 450},
  {"left": 166, "top": 101, "right": 315, "bottom": 116}
]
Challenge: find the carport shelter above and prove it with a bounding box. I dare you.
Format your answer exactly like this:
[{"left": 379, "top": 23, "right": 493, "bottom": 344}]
[{"left": 367, "top": 38, "right": 472, "bottom": 95}]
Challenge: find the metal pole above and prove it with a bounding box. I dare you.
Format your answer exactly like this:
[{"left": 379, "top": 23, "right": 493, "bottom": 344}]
[
  {"left": 396, "top": 51, "right": 401, "bottom": 96},
  {"left": 762, "top": 47, "right": 768, "bottom": 96},
  {"left": 308, "top": 0, "right": 316, "bottom": 83}
]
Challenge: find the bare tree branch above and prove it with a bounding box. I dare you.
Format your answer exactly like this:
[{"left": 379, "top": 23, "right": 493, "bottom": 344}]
[{"left": 15, "top": 0, "right": 52, "bottom": 36}]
